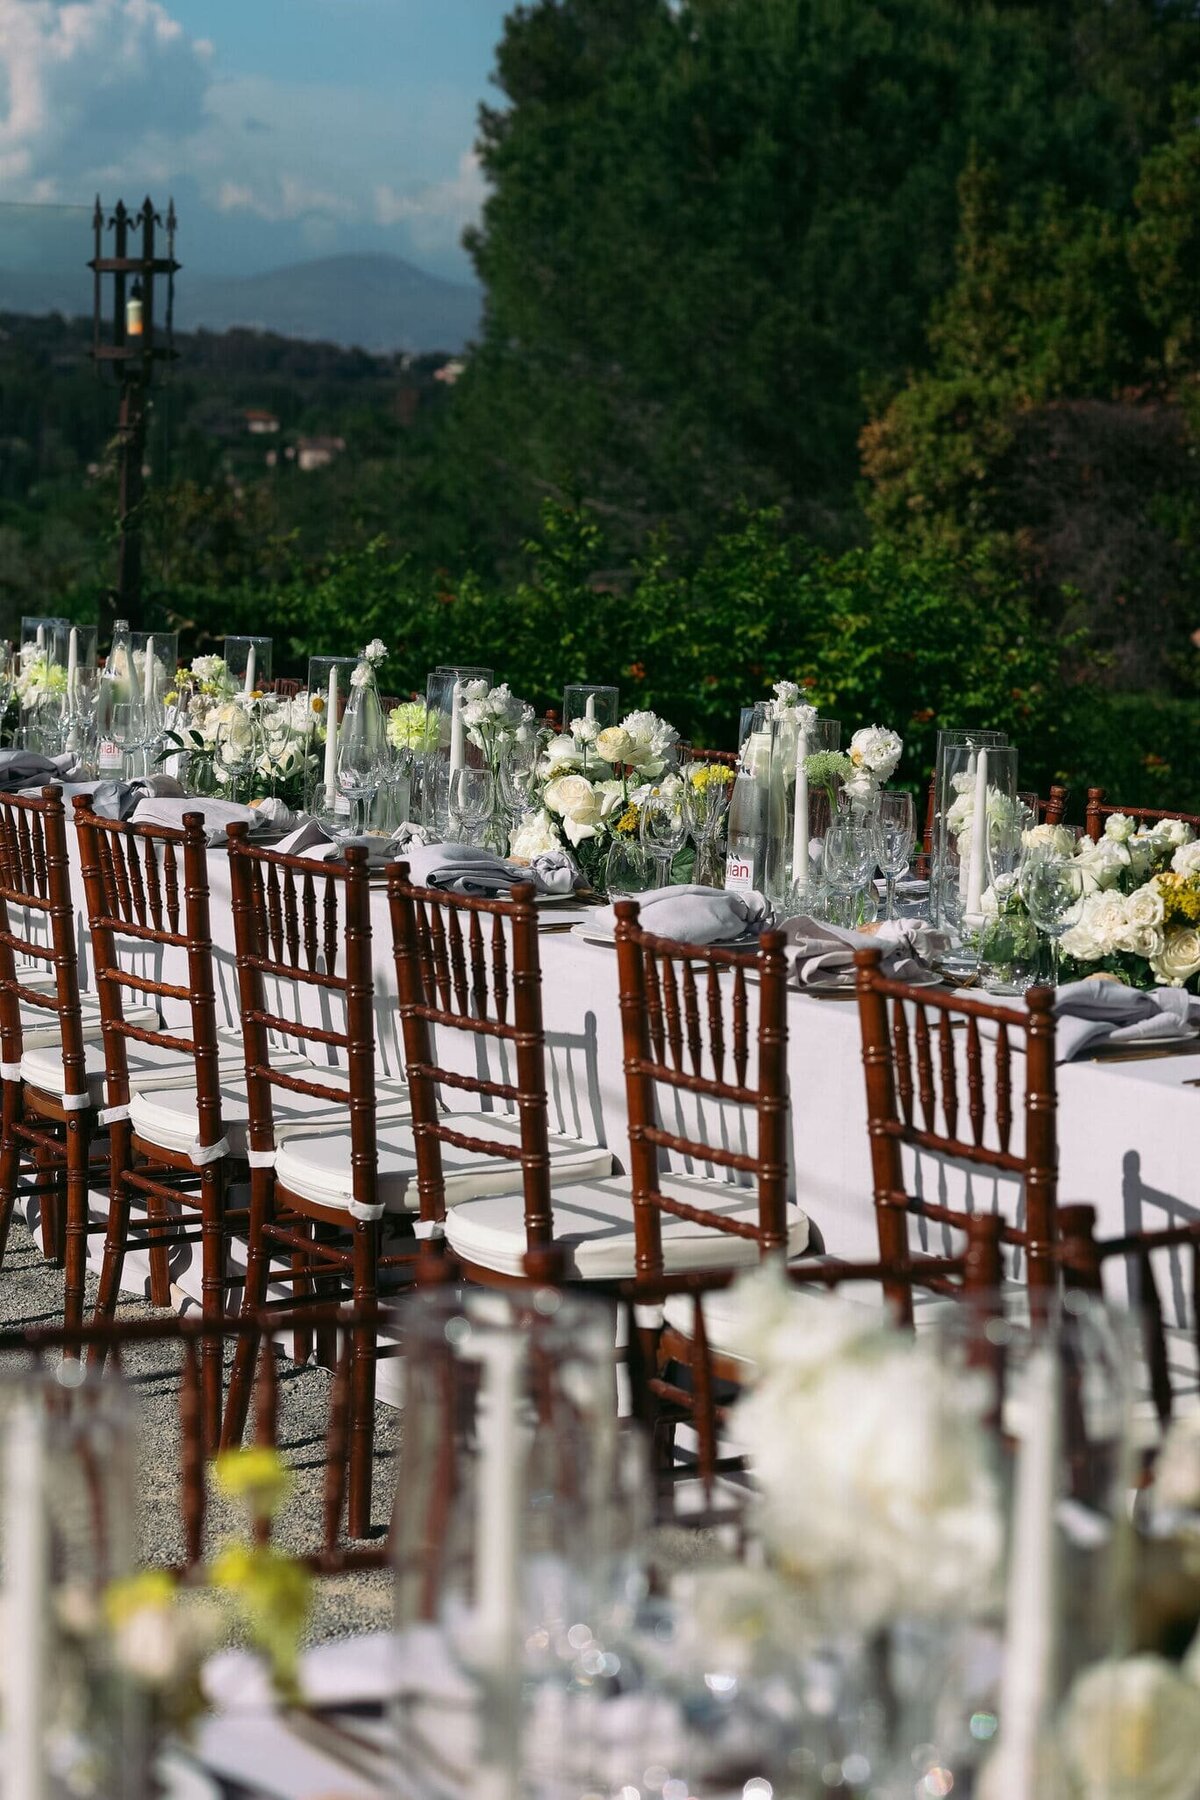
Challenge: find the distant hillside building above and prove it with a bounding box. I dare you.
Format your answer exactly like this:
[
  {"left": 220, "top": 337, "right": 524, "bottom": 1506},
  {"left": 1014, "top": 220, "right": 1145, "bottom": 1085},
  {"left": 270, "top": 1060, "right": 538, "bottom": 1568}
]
[
  {"left": 296, "top": 435, "right": 346, "bottom": 472},
  {"left": 244, "top": 409, "right": 280, "bottom": 435}
]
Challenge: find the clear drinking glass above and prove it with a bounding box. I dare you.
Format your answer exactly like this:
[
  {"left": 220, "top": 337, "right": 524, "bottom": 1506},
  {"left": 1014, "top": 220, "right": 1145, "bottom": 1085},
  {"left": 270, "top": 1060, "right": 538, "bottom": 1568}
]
[
  {"left": 1018, "top": 849, "right": 1084, "bottom": 986},
  {"left": 823, "top": 819, "right": 881, "bottom": 927},
  {"left": 684, "top": 767, "right": 734, "bottom": 888},
  {"left": 605, "top": 834, "right": 650, "bottom": 897},
  {"left": 216, "top": 706, "right": 262, "bottom": 803},
  {"left": 876, "top": 790, "right": 916, "bottom": 921},
  {"left": 640, "top": 785, "right": 687, "bottom": 889},
  {"left": 446, "top": 765, "right": 494, "bottom": 843}
]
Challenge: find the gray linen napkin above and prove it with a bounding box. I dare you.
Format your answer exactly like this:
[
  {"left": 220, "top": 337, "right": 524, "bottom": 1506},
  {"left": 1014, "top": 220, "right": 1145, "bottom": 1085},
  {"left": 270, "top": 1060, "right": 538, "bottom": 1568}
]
[
  {"left": 130, "top": 794, "right": 264, "bottom": 844},
  {"left": 592, "top": 884, "right": 770, "bottom": 945},
  {"left": 88, "top": 774, "right": 189, "bottom": 821},
  {"left": 398, "top": 840, "right": 580, "bottom": 897},
  {"left": 0, "top": 749, "right": 76, "bottom": 791},
  {"left": 1054, "top": 978, "right": 1197, "bottom": 1061},
  {"left": 784, "top": 915, "right": 950, "bottom": 988}
]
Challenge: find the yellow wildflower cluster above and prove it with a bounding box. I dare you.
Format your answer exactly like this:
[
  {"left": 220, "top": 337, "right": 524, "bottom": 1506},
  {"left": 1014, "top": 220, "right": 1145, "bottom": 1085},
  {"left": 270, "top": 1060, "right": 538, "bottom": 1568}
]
[
  {"left": 1155, "top": 872, "right": 1200, "bottom": 927},
  {"left": 614, "top": 803, "right": 642, "bottom": 836},
  {"left": 213, "top": 1445, "right": 294, "bottom": 1520},
  {"left": 689, "top": 762, "right": 735, "bottom": 792}
]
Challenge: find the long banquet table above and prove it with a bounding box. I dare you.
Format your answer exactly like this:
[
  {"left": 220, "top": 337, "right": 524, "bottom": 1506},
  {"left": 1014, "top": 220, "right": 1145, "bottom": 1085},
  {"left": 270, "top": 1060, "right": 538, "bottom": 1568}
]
[{"left": 29, "top": 830, "right": 1200, "bottom": 1337}]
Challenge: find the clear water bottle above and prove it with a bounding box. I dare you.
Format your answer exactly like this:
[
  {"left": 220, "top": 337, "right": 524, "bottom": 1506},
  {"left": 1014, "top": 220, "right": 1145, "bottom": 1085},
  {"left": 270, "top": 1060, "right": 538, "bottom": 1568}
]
[
  {"left": 96, "top": 618, "right": 134, "bottom": 777},
  {"left": 724, "top": 727, "right": 773, "bottom": 892}
]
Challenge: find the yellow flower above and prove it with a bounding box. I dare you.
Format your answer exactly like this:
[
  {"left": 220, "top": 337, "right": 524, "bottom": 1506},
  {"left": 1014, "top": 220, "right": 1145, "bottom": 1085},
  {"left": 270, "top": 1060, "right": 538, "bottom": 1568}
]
[
  {"left": 213, "top": 1445, "right": 293, "bottom": 1520},
  {"left": 689, "top": 763, "right": 734, "bottom": 792},
  {"left": 310, "top": 694, "right": 326, "bottom": 715},
  {"left": 614, "top": 803, "right": 641, "bottom": 836},
  {"left": 1154, "top": 872, "right": 1200, "bottom": 927},
  {"left": 104, "top": 1569, "right": 178, "bottom": 1628}
]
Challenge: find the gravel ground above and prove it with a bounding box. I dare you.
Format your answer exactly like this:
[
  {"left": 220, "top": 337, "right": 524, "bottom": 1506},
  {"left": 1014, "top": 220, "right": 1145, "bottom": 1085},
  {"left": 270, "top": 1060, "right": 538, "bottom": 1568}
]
[{"left": 0, "top": 1216, "right": 398, "bottom": 1642}]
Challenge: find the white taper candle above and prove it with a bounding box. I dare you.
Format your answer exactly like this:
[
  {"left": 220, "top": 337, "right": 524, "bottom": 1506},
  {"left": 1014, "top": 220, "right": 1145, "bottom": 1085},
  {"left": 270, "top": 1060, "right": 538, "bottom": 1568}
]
[
  {"left": 323, "top": 668, "right": 339, "bottom": 810},
  {"left": 4, "top": 1401, "right": 48, "bottom": 1800},
  {"left": 585, "top": 692, "right": 596, "bottom": 723},
  {"left": 142, "top": 633, "right": 155, "bottom": 713},
  {"left": 243, "top": 643, "right": 256, "bottom": 697},
  {"left": 965, "top": 747, "right": 988, "bottom": 920},
  {"left": 792, "top": 728, "right": 809, "bottom": 895},
  {"left": 449, "top": 681, "right": 465, "bottom": 775},
  {"left": 67, "top": 627, "right": 78, "bottom": 702}
]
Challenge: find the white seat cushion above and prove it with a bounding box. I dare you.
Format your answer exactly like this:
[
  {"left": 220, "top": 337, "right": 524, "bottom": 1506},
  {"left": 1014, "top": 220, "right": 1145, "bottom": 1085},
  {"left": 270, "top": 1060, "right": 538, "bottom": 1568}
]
[
  {"left": 19, "top": 1036, "right": 246, "bottom": 1107},
  {"left": 19, "top": 998, "right": 160, "bottom": 1049},
  {"left": 445, "top": 1174, "right": 810, "bottom": 1281},
  {"left": 129, "top": 1069, "right": 412, "bottom": 1160},
  {"left": 273, "top": 1116, "right": 614, "bottom": 1218}
]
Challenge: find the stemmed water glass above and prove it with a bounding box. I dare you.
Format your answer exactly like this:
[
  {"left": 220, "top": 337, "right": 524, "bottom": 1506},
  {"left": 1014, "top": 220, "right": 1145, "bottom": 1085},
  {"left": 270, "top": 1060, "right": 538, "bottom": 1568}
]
[
  {"left": 876, "top": 791, "right": 916, "bottom": 921},
  {"left": 216, "top": 707, "right": 262, "bottom": 804},
  {"left": 823, "top": 818, "right": 881, "bottom": 927},
  {"left": 1018, "top": 848, "right": 1084, "bottom": 987},
  {"left": 640, "top": 784, "right": 687, "bottom": 889}
]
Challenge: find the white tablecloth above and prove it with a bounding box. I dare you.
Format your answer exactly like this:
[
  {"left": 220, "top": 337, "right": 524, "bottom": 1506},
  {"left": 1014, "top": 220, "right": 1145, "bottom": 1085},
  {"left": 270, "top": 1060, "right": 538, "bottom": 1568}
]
[{"left": 27, "top": 837, "right": 1200, "bottom": 1335}]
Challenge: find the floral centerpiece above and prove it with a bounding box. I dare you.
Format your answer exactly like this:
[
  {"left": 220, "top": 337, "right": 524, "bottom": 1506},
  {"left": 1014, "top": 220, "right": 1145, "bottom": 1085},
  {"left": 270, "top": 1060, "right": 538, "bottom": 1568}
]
[
  {"left": 160, "top": 655, "right": 319, "bottom": 809},
  {"left": 509, "top": 705, "right": 681, "bottom": 890},
  {"left": 984, "top": 814, "right": 1200, "bottom": 991}
]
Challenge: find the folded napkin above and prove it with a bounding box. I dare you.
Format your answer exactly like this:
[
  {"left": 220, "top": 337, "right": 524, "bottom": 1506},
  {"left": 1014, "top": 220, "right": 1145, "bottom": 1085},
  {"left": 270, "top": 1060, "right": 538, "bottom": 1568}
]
[
  {"left": 592, "top": 884, "right": 770, "bottom": 945},
  {"left": 275, "top": 818, "right": 396, "bottom": 865},
  {"left": 1054, "top": 978, "right": 1198, "bottom": 1062},
  {"left": 398, "top": 839, "right": 580, "bottom": 898},
  {"left": 129, "top": 794, "right": 264, "bottom": 843},
  {"left": 86, "top": 774, "right": 189, "bottom": 821},
  {"left": 0, "top": 749, "right": 76, "bottom": 792},
  {"left": 785, "top": 915, "right": 950, "bottom": 988}
]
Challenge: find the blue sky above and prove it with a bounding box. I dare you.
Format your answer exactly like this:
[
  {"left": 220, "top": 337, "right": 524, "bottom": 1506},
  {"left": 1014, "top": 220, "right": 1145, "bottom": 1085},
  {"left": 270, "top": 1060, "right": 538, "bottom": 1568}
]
[{"left": 0, "top": 0, "right": 513, "bottom": 281}]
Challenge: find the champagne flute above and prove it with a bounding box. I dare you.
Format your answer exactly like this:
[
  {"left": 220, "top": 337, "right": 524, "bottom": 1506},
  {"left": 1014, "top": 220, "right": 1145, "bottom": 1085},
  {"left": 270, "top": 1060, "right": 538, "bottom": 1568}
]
[
  {"left": 1018, "top": 849, "right": 1084, "bottom": 987},
  {"left": 876, "top": 791, "right": 916, "bottom": 921}
]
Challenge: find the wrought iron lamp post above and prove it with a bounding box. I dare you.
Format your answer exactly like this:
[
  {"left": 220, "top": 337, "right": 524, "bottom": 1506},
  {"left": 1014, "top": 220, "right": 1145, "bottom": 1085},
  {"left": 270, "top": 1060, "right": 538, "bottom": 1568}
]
[{"left": 90, "top": 196, "right": 179, "bottom": 640}]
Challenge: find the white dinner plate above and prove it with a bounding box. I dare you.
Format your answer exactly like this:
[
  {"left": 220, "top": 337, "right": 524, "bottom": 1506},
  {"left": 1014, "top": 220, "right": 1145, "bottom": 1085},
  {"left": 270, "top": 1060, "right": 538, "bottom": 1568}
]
[{"left": 568, "top": 922, "right": 757, "bottom": 951}]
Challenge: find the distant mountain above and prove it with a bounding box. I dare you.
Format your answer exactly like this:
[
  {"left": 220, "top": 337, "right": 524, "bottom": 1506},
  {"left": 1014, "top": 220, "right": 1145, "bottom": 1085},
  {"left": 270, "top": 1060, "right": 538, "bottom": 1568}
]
[{"left": 0, "top": 252, "right": 483, "bottom": 355}]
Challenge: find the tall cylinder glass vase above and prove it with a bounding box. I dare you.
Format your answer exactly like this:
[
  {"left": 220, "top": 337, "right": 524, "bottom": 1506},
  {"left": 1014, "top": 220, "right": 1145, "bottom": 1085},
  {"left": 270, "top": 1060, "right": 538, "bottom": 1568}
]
[
  {"left": 780, "top": 716, "right": 842, "bottom": 918},
  {"left": 931, "top": 728, "right": 1009, "bottom": 928},
  {"left": 305, "top": 654, "right": 358, "bottom": 823},
  {"left": 422, "top": 666, "right": 493, "bottom": 834},
  {"left": 941, "top": 742, "right": 1019, "bottom": 943}
]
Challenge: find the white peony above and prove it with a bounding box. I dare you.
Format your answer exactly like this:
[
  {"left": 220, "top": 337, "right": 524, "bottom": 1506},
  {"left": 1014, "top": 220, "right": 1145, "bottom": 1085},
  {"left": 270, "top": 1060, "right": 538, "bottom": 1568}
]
[
  {"left": 619, "top": 709, "right": 679, "bottom": 773},
  {"left": 1173, "top": 842, "right": 1200, "bottom": 877},
  {"left": 1104, "top": 812, "right": 1137, "bottom": 843},
  {"left": 731, "top": 1274, "right": 1002, "bottom": 1630},
  {"left": 848, "top": 724, "right": 903, "bottom": 781},
  {"left": 1151, "top": 927, "right": 1200, "bottom": 988},
  {"left": 1059, "top": 1656, "right": 1200, "bottom": 1800},
  {"left": 509, "top": 810, "right": 563, "bottom": 859}
]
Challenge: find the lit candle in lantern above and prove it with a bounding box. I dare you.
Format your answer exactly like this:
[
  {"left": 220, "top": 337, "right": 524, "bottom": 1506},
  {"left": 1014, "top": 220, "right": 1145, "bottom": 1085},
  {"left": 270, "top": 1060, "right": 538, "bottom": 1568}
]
[{"left": 585, "top": 692, "right": 596, "bottom": 724}]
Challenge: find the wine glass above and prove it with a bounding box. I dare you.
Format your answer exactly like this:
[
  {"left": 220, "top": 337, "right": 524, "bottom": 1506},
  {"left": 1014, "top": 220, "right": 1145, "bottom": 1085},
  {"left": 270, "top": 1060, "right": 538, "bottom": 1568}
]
[
  {"left": 640, "top": 785, "right": 687, "bottom": 889},
  {"left": 1018, "top": 849, "right": 1083, "bottom": 987},
  {"left": 447, "top": 766, "right": 494, "bottom": 843},
  {"left": 876, "top": 791, "right": 916, "bottom": 921}
]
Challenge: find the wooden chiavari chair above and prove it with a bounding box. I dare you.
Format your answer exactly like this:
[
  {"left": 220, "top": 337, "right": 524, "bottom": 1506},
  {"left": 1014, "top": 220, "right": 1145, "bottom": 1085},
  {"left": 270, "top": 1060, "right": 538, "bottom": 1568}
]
[
  {"left": 692, "top": 748, "right": 739, "bottom": 768},
  {"left": 72, "top": 802, "right": 247, "bottom": 1443},
  {"left": 1085, "top": 788, "right": 1200, "bottom": 843},
  {"left": 0, "top": 788, "right": 96, "bottom": 1324},
  {"left": 1058, "top": 1202, "right": 1200, "bottom": 1441},
  {"left": 853, "top": 945, "right": 1058, "bottom": 1317},
  {"left": 919, "top": 779, "right": 1069, "bottom": 875},
  {"left": 391, "top": 872, "right": 785, "bottom": 1290},
  {"left": 0, "top": 1302, "right": 391, "bottom": 1575},
  {"left": 622, "top": 1211, "right": 1005, "bottom": 1510}
]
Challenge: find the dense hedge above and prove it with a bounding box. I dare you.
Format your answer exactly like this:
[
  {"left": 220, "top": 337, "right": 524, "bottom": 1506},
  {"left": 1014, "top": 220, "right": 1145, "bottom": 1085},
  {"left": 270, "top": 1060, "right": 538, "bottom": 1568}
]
[{"left": 159, "top": 505, "right": 1197, "bottom": 818}]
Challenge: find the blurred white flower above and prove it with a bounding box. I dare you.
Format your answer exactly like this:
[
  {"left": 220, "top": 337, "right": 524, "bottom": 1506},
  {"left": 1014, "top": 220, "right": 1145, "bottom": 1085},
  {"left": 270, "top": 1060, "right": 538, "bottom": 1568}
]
[{"left": 1059, "top": 1656, "right": 1200, "bottom": 1800}]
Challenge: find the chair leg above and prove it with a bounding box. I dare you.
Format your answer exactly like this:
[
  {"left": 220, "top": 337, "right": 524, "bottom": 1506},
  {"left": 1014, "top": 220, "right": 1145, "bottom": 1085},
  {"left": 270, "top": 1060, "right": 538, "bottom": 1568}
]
[
  {"left": 0, "top": 1082, "right": 23, "bottom": 1267},
  {"left": 199, "top": 1165, "right": 227, "bottom": 1453},
  {"left": 62, "top": 1118, "right": 90, "bottom": 1342},
  {"left": 221, "top": 1171, "right": 273, "bottom": 1450},
  {"left": 346, "top": 1218, "right": 379, "bottom": 1540},
  {"left": 313, "top": 1223, "right": 340, "bottom": 1371},
  {"left": 144, "top": 1183, "right": 173, "bottom": 1309},
  {"left": 290, "top": 1218, "right": 314, "bottom": 1365},
  {"left": 34, "top": 1137, "right": 61, "bottom": 1262}
]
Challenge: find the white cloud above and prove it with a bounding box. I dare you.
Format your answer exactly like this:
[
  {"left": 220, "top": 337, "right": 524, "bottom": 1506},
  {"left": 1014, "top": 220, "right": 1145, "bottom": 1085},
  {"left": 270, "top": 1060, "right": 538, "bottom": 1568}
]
[
  {"left": 0, "top": 0, "right": 212, "bottom": 193},
  {"left": 374, "top": 149, "right": 485, "bottom": 242},
  {"left": 216, "top": 173, "right": 348, "bottom": 223}
]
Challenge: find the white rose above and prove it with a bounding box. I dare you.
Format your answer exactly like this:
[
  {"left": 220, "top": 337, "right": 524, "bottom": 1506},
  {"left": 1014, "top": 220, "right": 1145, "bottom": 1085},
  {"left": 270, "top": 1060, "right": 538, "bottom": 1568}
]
[
  {"left": 1088, "top": 891, "right": 1131, "bottom": 955},
  {"left": 1151, "top": 927, "right": 1200, "bottom": 988},
  {"left": 542, "top": 733, "right": 583, "bottom": 773},
  {"left": 1123, "top": 923, "right": 1166, "bottom": 960},
  {"left": 848, "top": 724, "right": 903, "bottom": 781},
  {"left": 1173, "top": 842, "right": 1200, "bottom": 876},
  {"left": 1060, "top": 894, "right": 1105, "bottom": 963},
  {"left": 1153, "top": 818, "right": 1196, "bottom": 851},
  {"left": 1076, "top": 835, "right": 1131, "bottom": 894},
  {"left": 843, "top": 768, "right": 879, "bottom": 803},
  {"left": 1125, "top": 884, "right": 1166, "bottom": 931},
  {"left": 1024, "top": 822, "right": 1078, "bottom": 859},
  {"left": 543, "top": 774, "right": 604, "bottom": 845},
  {"left": 1059, "top": 1656, "right": 1200, "bottom": 1800},
  {"left": 571, "top": 717, "right": 599, "bottom": 746},
  {"left": 1105, "top": 812, "right": 1137, "bottom": 843},
  {"left": 509, "top": 810, "right": 563, "bottom": 859},
  {"left": 595, "top": 726, "right": 634, "bottom": 764}
]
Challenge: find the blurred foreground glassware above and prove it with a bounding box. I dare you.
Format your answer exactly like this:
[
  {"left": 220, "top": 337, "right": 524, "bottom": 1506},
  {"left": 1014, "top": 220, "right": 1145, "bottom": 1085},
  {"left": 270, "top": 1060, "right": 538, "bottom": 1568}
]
[
  {"left": 392, "top": 1285, "right": 645, "bottom": 1800},
  {"left": 0, "top": 1362, "right": 147, "bottom": 1800}
]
